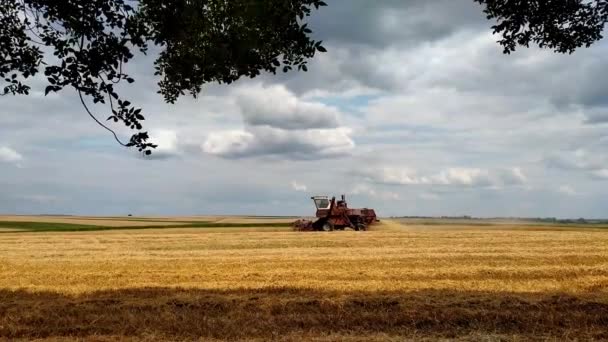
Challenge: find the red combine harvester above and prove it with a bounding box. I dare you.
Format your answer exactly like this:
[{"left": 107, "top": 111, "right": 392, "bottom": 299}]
[{"left": 293, "top": 194, "right": 378, "bottom": 231}]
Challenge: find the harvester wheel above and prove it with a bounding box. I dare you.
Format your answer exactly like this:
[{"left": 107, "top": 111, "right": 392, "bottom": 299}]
[
  {"left": 356, "top": 222, "right": 367, "bottom": 231},
  {"left": 322, "top": 222, "right": 334, "bottom": 232}
]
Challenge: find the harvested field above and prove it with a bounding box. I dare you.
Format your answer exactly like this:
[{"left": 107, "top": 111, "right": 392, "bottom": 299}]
[
  {"left": 213, "top": 217, "right": 298, "bottom": 224},
  {"left": 394, "top": 217, "right": 608, "bottom": 230},
  {"left": 0, "top": 218, "right": 607, "bottom": 341}
]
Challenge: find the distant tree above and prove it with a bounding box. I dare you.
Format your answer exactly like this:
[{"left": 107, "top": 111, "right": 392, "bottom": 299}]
[
  {"left": 1, "top": 0, "right": 607, "bottom": 154},
  {"left": 0, "top": 0, "right": 327, "bottom": 154}
]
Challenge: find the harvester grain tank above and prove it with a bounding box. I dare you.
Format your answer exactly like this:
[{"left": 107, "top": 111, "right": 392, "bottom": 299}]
[{"left": 293, "top": 194, "right": 378, "bottom": 231}]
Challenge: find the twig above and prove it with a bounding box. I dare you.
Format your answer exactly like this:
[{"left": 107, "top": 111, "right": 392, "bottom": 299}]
[{"left": 77, "top": 89, "right": 127, "bottom": 147}]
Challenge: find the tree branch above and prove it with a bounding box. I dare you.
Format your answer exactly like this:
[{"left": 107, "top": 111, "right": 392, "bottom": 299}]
[{"left": 77, "top": 89, "right": 127, "bottom": 147}]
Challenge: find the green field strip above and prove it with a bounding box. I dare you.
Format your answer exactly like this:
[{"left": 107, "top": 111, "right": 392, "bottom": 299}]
[{"left": 0, "top": 221, "right": 293, "bottom": 232}]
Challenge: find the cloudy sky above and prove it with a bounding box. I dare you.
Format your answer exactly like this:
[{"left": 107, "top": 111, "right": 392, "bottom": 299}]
[{"left": 1, "top": 0, "right": 607, "bottom": 218}]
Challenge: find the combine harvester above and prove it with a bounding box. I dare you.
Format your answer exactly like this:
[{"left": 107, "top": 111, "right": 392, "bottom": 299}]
[{"left": 293, "top": 194, "right": 378, "bottom": 231}]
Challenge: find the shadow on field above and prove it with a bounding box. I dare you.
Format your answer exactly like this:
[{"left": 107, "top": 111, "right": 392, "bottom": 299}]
[{"left": 1, "top": 287, "right": 607, "bottom": 341}]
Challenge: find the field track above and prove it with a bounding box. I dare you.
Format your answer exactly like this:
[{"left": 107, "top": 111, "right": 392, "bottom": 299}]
[{"left": 0, "top": 216, "right": 607, "bottom": 341}]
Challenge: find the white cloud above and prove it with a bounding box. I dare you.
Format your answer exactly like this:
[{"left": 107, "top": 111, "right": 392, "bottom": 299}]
[
  {"left": 433, "top": 168, "right": 492, "bottom": 186},
  {"left": 352, "top": 184, "right": 400, "bottom": 200},
  {"left": 591, "top": 169, "right": 608, "bottom": 179},
  {"left": 0, "top": 146, "right": 23, "bottom": 164},
  {"left": 291, "top": 181, "right": 307, "bottom": 192},
  {"left": 143, "top": 129, "right": 180, "bottom": 159},
  {"left": 234, "top": 84, "right": 340, "bottom": 130},
  {"left": 583, "top": 108, "right": 608, "bottom": 124},
  {"left": 359, "top": 166, "right": 527, "bottom": 188},
  {"left": 201, "top": 130, "right": 254, "bottom": 157},
  {"left": 202, "top": 126, "right": 354, "bottom": 159},
  {"left": 199, "top": 83, "right": 354, "bottom": 160},
  {"left": 419, "top": 192, "right": 440, "bottom": 201},
  {"left": 17, "top": 194, "right": 61, "bottom": 204},
  {"left": 508, "top": 167, "right": 527, "bottom": 184},
  {"left": 557, "top": 185, "right": 577, "bottom": 196},
  {"left": 547, "top": 149, "right": 608, "bottom": 179},
  {"left": 373, "top": 167, "right": 422, "bottom": 185}
]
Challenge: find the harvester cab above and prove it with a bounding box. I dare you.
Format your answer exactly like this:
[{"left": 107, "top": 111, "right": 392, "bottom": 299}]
[{"left": 311, "top": 196, "right": 331, "bottom": 210}]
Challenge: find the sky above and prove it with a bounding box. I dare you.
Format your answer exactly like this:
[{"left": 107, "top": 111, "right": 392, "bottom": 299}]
[{"left": 1, "top": 0, "right": 607, "bottom": 218}]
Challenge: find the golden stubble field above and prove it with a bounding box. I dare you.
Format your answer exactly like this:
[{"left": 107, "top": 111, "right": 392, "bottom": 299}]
[{"left": 1, "top": 217, "right": 607, "bottom": 341}]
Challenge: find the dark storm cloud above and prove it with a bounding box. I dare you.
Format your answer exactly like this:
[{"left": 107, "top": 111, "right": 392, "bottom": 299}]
[
  {"left": 271, "top": 0, "right": 490, "bottom": 94},
  {"left": 282, "top": 0, "right": 608, "bottom": 123},
  {"left": 307, "top": 0, "right": 487, "bottom": 47}
]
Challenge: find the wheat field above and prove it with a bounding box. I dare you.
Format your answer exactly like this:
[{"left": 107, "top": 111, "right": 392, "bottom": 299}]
[{"left": 1, "top": 217, "right": 607, "bottom": 341}]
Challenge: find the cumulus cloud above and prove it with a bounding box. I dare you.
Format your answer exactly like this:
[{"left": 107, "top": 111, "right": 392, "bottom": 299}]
[
  {"left": 434, "top": 168, "right": 494, "bottom": 186},
  {"left": 558, "top": 185, "right": 577, "bottom": 196},
  {"left": 358, "top": 166, "right": 526, "bottom": 188},
  {"left": 143, "top": 130, "right": 180, "bottom": 160},
  {"left": 17, "top": 194, "right": 61, "bottom": 204},
  {"left": 291, "top": 181, "right": 307, "bottom": 192},
  {"left": 234, "top": 84, "right": 340, "bottom": 130},
  {"left": 202, "top": 126, "right": 354, "bottom": 159},
  {"left": 419, "top": 192, "right": 440, "bottom": 201},
  {"left": 200, "top": 82, "right": 355, "bottom": 160},
  {"left": 546, "top": 149, "right": 608, "bottom": 179},
  {"left": 501, "top": 167, "right": 527, "bottom": 185},
  {"left": 591, "top": 169, "right": 608, "bottom": 179},
  {"left": 0, "top": 146, "right": 23, "bottom": 164},
  {"left": 546, "top": 149, "right": 600, "bottom": 170},
  {"left": 583, "top": 109, "right": 608, "bottom": 124},
  {"left": 352, "top": 184, "right": 400, "bottom": 200}
]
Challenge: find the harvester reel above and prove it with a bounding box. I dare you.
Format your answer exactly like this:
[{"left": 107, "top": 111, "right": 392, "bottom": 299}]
[{"left": 292, "top": 219, "right": 314, "bottom": 231}]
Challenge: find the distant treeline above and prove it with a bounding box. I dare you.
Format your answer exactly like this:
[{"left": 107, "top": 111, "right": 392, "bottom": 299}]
[{"left": 391, "top": 216, "right": 608, "bottom": 224}]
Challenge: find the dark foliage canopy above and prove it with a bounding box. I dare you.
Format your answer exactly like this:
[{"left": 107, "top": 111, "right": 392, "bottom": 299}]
[
  {"left": 475, "top": 0, "right": 608, "bottom": 54},
  {"left": 1, "top": 0, "right": 607, "bottom": 154},
  {"left": 0, "top": 0, "right": 327, "bottom": 154}
]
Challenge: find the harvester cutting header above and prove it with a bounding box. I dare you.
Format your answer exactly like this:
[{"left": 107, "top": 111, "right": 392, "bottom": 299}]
[{"left": 293, "top": 194, "right": 378, "bottom": 231}]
